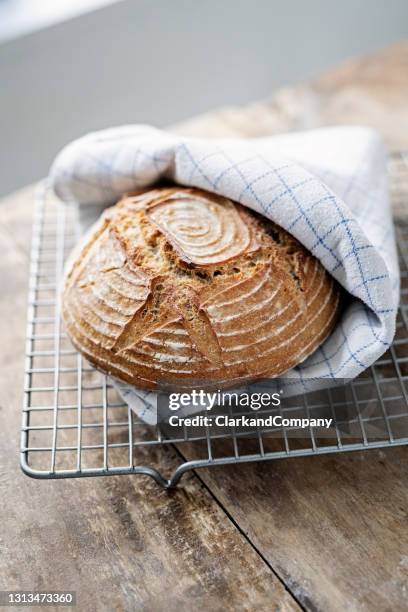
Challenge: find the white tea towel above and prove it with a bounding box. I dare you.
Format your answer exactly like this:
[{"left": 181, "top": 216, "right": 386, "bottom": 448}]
[{"left": 50, "top": 125, "right": 399, "bottom": 424}]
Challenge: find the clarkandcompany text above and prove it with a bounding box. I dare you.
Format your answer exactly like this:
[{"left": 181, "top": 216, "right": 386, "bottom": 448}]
[{"left": 168, "top": 415, "right": 333, "bottom": 429}]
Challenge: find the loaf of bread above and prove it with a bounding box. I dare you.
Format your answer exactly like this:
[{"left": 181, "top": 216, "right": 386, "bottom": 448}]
[{"left": 62, "top": 187, "right": 342, "bottom": 390}]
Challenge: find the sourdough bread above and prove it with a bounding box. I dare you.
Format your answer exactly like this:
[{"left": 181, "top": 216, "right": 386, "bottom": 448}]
[{"left": 62, "top": 187, "right": 342, "bottom": 389}]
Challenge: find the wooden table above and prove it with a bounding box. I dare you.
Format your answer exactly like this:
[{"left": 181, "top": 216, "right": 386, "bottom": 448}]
[{"left": 1, "top": 43, "right": 408, "bottom": 612}]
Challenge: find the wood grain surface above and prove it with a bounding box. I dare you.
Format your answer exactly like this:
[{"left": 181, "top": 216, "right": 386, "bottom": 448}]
[{"left": 1, "top": 43, "right": 408, "bottom": 612}]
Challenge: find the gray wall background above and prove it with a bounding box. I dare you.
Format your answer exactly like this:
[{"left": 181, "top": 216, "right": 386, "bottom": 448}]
[{"left": 1, "top": 0, "right": 408, "bottom": 197}]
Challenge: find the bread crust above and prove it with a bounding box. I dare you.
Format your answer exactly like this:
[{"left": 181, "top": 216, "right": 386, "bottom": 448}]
[{"left": 62, "top": 187, "right": 342, "bottom": 389}]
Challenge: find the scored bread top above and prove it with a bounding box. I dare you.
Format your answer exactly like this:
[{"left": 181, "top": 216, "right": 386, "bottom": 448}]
[{"left": 62, "top": 186, "right": 342, "bottom": 390}]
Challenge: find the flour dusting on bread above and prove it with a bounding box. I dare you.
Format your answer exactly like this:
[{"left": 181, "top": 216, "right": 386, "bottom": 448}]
[{"left": 62, "top": 187, "right": 342, "bottom": 390}]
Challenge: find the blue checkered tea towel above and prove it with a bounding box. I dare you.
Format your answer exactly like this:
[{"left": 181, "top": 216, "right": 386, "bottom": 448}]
[{"left": 50, "top": 125, "right": 399, "bottom": 424}]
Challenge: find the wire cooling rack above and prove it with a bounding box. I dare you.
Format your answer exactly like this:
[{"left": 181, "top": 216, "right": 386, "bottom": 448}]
[{"left": 21, "top": 153, "right": 408, "bottom": 488}]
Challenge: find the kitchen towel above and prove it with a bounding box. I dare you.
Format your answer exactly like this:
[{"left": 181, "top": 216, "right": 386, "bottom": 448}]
[{"left": 50, "top": 125, "right": 399, "bottom": 424}]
